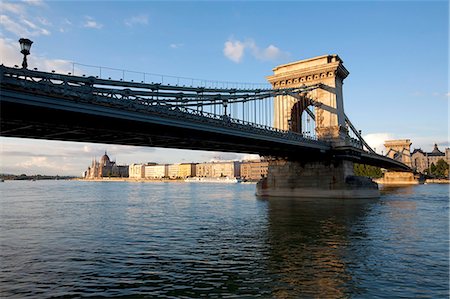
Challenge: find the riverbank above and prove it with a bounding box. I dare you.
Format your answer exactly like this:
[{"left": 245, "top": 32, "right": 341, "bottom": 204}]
[
  {"left": 76, "top": 177, "right": 450, "bottom": 185},
  {"left": 425, "top": 179, "right": 450, "bottom": 184},
  {"left": 75, "top": 178, "right": 185, "bottom": 183},
  {"left": 75, "top": 178, "right": 260, "bottom": 184}
]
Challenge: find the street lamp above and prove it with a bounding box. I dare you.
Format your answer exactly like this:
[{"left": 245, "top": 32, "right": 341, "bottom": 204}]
[{"left": 19, "top": 38, "right": 33, "bottom": 69}]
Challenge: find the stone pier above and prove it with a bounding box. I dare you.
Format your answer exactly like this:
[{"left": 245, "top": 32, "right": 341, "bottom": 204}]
[
  {"left": 374, "top": 171, "right": 419, "bottom": 185},
  {"left": 256, "top": 159, "right": 379, "bottom": 199}
]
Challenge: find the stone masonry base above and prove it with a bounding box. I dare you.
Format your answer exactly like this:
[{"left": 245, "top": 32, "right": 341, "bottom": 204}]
[
  {"left": 375, "top": 171, "right": 419, "bottom": 185},
  {"left": 256, "top": 159, "right": 380, "bottom": 199}
]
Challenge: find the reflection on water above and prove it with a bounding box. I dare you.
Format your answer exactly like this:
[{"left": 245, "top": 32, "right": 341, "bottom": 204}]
[
  {"left": 264, "top": 186, "right": 449, "bottom": 298},
  {"left": 0, "top": 181, "right": 448, "bottom": 298},
  {"left": 264, "top": 198, "right": 374, "bottom": 298},
  {"left": 380, "top": 185, "right": 417, "bottom": 195}
]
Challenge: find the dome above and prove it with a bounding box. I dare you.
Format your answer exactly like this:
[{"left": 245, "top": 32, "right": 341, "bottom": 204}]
[
  {"left": 100, "top": 151, "right": 110, "bottom": 165},
  {"left": 431, "top": 144, "right": 443, "bottom": 155}
]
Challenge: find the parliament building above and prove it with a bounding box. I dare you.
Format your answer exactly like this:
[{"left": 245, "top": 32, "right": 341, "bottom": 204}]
[{"left": 84, "top": 151, "right": 129, "bottom": 179}]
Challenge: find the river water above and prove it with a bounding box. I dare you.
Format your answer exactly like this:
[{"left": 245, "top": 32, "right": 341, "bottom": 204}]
[{"left": 0, "top": 181, "right": 448, "bottom": 298}]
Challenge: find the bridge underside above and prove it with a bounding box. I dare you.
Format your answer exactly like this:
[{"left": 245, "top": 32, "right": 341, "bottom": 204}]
[
  {"left": 1, "top": 88, "right": 409, "bottom": 172},
  {"left": 1, "top": 91, "right": 327, "bottom": 161}
]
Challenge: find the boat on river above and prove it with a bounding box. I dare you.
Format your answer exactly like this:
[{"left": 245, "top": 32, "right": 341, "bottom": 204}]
[{"left": 184, "top": 177, "right": 241, "bottom": 183}]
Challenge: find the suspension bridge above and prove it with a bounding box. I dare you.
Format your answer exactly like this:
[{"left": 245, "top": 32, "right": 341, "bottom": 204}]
[{"left": 0, "top": 54, "right": 410, "bottom": 197}]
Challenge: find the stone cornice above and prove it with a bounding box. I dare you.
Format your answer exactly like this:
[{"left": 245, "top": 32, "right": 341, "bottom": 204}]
[
  {"left": 266, "top": 59, "right": 349, "bottom": 88},
  {"left": 272, "top": 54, "right": 333, "bottom": 72}
]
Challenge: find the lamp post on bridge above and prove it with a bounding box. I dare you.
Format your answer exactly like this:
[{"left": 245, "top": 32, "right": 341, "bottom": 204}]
[{"left": 19, "top": 38, "right": 33, "bottom": 69}]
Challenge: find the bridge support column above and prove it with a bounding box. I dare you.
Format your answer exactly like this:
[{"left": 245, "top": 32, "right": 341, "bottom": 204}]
[{"left": 256, "top": 159, "right": 379, "bottom": 199}]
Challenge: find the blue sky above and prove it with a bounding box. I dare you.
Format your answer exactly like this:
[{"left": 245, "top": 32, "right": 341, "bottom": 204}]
[{"left": 0, "top": 0, "right": 448, "bottom": 175}]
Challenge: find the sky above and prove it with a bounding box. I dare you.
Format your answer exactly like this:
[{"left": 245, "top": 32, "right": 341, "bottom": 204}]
[{"left": 0, "top": 0, "right": 448, "bottom": 176}]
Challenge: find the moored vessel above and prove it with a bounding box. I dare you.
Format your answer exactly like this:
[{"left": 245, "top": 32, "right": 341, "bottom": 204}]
[{"left": 184, "top": 177, "right": 241, "bottom": 183}]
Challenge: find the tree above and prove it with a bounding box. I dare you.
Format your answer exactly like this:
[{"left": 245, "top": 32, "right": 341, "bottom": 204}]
[
  {"left": 353, "top": 163, "right": 383, "bottom": 178},
  {"left": 434, "top": 159, "right": 449, "bottom": 178},
  {"left": 429, "top": 162, "right": 436, "bottom": 175}
]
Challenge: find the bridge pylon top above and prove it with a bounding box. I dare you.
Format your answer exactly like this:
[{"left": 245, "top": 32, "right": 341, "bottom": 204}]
[
  {"left": 267, "top": 54, "right": 349, "bottom": 144},
  {"left": 384, "top": 139, "right": 412, "bottom": 147},
  {"left": 267, "top": 54, "right": 349, "bottom": 88}
]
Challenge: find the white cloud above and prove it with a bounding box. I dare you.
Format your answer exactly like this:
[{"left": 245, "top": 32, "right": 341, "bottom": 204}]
[
  {"left": 223, "top": 39, "right": 246, "bottom": 63},
  {"left": 0, "top": 0, "right": 51, "bottom": 37},
  {"left": 124, "top": 14, "right": 148, "bottom": 27},
  {"left": 246, "top": 40, "right": 287, "bottom": 61},
  {"left": 256, "top": 44, "right": 285, "bottom": 61},
  {"left": 83, "top": 16, "right": 103, "bottom": 29},
  {"left": 0, "top": 37, "right": 72, "bottom": 73},
  {"left": 0, "top": 137, "right": 159, "bottom": 176},
  {"left": 35, "top": 58, "right": 73, "bottom": 73},
  {"left": 12, "top": 155, "right": 74, "bottom": 175},
  {"left": 169, "top": 43, "right": 183, "bottom": 49},
  {"left": 439, "top": 92, "right": 448, "bottom": 98},
  {"left": 223, "top": 38, "right": 289, "bottom": 63},
  {"left": 17, "top": 156, "right": 46, "bottom": 168},
  {"left": 0, "top": 37, "right": 24, "bottom": 66},
  {"left": 22, "top": 0, "right": 45, "bottom": 6},
  {"left": 38, "top": 17, "right": 51, "bottom": 26},
  {"left": 0, "top": 2, "right": 25, "bottom": 15},
  {"left": 1, "top": 12, "right": 51, "bottom": 36},
  {"left": 363, "top": 133, "right": 395, "bottom": 154},
  {"left": 1, "top": 14, "right": 28, "bottom": 36},
  {"left": 21, "top": 18, "right": 50, "bottom": 35},
  {"left": 83, "top": 145, "right": 92, "bottom": 153},
  {"left": 22, "top": 19, "right": 38, "bottom": 29},
  {"left": 59, "top": 18, "right": 72, "bottom": 33}
]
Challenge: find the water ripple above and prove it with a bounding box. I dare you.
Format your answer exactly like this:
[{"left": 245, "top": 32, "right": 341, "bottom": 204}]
[{"left": 0, "top": 181, "right": 448, "bottom": 298}]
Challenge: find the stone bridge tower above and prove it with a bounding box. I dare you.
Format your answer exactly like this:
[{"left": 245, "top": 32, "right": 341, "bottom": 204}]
[
  {"left": 377, "top": 139, "right": 418, "bottom": 185},
  {"left": 384, "top": 139, "right": 413, "bottom": 168},
  {"left": 267, "top": 54, "right": 349, "bottom": 145},
  {"left": 257, "top": 55, "right": 379, "bottom": 198}
]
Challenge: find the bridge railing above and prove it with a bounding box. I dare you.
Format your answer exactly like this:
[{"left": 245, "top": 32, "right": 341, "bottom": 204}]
[{"left": 70, "top": 62, "right": 272, "bottom": 90}]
